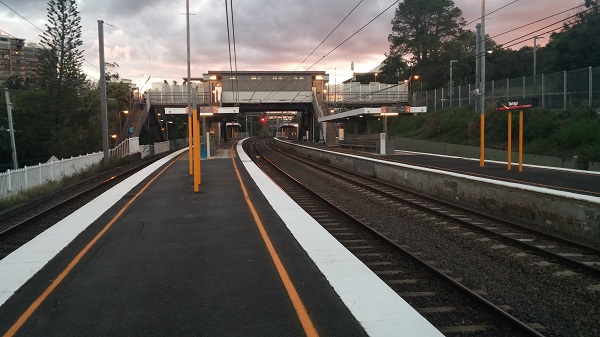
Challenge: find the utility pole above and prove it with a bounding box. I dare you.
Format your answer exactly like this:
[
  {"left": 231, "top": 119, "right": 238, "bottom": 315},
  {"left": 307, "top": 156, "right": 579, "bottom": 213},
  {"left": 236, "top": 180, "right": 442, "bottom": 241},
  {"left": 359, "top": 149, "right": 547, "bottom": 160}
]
[
  {"left": 533, "top": 35, "right": 544, "bottom": 96},
  {"left": 480, "top": 0, "right": 486, "bottom": 116},
  {"left": 475, "top": 24, "right": 481, "bottom": 112},
  {"left": 450, "top": 60, "right": 457, "bottom": 107},
  {"left": 479, "top": 0, "right": 486, "bottom": 167},
  {"left": 98, "top": 20, "right": 109, "bottom": 166},
  {"left": 4, "top": 88, "right": 18, "bottom": 169},
  {"left": 186, "top": 0, "right": 193, "bottom": 175}
]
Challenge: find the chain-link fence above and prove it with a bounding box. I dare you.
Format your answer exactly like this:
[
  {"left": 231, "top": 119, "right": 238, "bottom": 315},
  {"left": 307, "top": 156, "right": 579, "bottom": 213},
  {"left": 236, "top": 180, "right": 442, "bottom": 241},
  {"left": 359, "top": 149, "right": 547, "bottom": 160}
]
[{"left": 413, "top": 66, "right": 600, "bottom": 112}]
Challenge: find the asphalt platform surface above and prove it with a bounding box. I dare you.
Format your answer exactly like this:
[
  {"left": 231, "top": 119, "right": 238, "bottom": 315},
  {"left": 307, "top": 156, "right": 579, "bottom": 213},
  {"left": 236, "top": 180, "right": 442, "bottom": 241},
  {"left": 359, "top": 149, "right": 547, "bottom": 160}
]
[{"left": 0, "top": 145, "right": 368, "bottom": 337}]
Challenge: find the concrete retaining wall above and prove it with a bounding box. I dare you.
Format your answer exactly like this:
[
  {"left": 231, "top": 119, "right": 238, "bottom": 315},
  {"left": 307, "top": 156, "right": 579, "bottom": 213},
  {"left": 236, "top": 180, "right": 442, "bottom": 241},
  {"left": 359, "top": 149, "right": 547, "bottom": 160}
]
[
  {"left": 393, "top": 137, "right": 600, "bottom": 172},
  {"left": 277, "top": 139, "right": 600, "bottom": 246}
]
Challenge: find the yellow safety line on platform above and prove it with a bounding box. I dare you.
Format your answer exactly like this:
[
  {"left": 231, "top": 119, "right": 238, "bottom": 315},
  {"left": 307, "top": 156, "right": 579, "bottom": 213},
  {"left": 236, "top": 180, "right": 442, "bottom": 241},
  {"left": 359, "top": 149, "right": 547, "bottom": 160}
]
[
  {"left": 229, "top": 143, "right": 319, "bottom": 337},
  {"left": 2, "top": 154, "right": 184, "bottom": 337}
]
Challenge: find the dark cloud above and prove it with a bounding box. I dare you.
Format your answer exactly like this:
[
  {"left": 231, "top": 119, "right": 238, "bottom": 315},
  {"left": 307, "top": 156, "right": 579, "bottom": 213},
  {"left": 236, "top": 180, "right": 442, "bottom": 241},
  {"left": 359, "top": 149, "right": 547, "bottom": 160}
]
[{"left": 0, "top": 0, "right": 583, "bottom": 82}]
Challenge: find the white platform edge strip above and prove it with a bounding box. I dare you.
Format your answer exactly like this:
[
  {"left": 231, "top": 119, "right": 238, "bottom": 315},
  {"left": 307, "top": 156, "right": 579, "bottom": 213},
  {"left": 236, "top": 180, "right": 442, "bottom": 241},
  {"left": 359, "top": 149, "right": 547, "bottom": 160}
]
[
  {"left": 237, "top": 139, "right": 443, "bottom": 337},
  {"left": 277, "top": 138, "right": 600, "bottom": 204},
  {"left": 0, "top": 148, "right": 188, "bottom": 308}
]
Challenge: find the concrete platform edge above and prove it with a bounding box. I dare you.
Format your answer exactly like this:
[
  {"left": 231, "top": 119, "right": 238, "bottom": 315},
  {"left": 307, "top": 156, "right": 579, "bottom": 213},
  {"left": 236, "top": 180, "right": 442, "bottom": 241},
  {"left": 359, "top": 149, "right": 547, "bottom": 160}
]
[
  {"left": 236, "top": 139, "right": 443, "bottom": 337},
  {"left": 0, "top": 149, "right": 188, "bottom": 308}
]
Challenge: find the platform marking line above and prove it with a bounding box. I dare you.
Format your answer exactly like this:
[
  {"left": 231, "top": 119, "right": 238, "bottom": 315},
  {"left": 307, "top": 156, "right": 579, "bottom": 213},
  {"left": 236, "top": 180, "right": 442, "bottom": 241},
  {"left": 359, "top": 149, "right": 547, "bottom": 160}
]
[
  {"left": 229, "top": 144, "right": 319, "bottom": 337},
  {"left": 2, "top": 154, "right": 183, "bottom": 337}
]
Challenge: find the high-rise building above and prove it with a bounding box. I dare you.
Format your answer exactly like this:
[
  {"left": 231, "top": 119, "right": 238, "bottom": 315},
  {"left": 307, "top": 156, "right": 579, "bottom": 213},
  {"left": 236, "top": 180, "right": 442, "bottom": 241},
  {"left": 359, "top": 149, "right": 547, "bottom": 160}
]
[{"left": 0, "top": 34, "right": 41, "bottom": 84}]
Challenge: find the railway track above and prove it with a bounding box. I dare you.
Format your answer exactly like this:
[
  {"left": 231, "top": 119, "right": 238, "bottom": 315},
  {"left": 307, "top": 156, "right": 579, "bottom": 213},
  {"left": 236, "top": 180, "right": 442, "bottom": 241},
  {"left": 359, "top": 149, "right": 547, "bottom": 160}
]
[
  {"left": 245, "top": 138, "right": 546, "bottom": 337},
  {"left": 0, "top": 154, "right": 167, "bottom": 260},
  {"left": 268, "top": 140, "right": 600, "bottom": 278}
]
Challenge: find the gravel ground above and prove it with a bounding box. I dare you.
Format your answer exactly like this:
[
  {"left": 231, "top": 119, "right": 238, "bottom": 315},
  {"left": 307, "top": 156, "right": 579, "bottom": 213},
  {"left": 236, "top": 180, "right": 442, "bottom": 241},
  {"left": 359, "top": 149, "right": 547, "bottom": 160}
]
[{"left": 264, "top": 142, "right": 600, "bottom": 337}]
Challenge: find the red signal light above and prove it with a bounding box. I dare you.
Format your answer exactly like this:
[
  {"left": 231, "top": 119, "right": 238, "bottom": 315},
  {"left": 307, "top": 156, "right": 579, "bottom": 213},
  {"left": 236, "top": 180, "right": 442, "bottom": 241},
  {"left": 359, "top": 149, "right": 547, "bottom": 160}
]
[{"left": 260, "top": 116, "right": 266, "bottom": 123}]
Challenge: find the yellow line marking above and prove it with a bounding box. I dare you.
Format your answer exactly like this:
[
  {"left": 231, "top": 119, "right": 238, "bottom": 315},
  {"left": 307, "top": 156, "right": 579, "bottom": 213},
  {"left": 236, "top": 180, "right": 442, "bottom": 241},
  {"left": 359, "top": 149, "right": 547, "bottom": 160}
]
[
  {"left": 229, "top": 142, "right": 319, "bottom": 337},
  {"left": 3, "top": 154, "right": 184, "bottom": 337}
]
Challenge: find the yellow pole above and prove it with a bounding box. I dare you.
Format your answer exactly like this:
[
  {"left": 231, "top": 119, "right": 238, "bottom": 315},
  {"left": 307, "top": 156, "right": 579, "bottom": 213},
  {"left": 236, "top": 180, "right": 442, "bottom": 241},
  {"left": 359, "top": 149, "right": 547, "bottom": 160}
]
[
  {"left": 519, "top": 110, "right": 523, "bottom": 172},
  {"left": 507, "top": 112, "right": 512, "bottom": 170},
  {"left": 193, "top": 108, "right": 201, "bottom": 191},
  {"left": 188, "top": 114, "right": 193, "bottom": 175},
  {"left": 479, "top": 114, "right": 485, "bottom": 167}
]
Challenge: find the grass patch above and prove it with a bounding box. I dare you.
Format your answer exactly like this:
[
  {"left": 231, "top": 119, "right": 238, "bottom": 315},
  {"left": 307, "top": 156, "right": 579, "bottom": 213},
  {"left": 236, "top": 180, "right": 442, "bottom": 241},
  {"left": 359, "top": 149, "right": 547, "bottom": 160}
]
[
  {"left": 0, "top": 155, "right": 139, "bottom": 212},
  {"left": 388, "top": 106, "right": 600, "bottom": 162}
]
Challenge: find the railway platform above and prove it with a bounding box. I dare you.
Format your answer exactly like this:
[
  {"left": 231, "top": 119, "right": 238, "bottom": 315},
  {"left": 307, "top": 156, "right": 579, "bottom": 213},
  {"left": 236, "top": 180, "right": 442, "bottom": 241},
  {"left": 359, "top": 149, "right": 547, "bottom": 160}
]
[{"left": 0, "top": 140, "right": 442, "bottom": 336}]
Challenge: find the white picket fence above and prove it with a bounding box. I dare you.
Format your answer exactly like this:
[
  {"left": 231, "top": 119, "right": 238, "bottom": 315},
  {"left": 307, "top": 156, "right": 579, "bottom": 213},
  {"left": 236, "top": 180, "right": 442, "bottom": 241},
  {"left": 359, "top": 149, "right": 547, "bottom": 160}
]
[{"left": 0, "top": 137, "right": 140, "bottom": 199}]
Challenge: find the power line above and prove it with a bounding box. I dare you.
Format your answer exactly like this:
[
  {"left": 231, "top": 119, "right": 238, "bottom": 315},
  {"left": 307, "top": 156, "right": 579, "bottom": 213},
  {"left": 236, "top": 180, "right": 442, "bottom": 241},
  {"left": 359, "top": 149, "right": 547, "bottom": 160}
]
[
  {"left": 464, "top": 0, "right": 519, "bottom": 27},
  {"left": 230, "top": 0, "right": 239, "bottom": 104},
  {"left": 500, "top": 9, "right": 599, "bottom": 50},
  {"left": 0, "top": 2, "right": 99, "bottom": 72},
  {"left": 306, "top": 0, "right": 399, "bottom": 71},
  {"left": 491, "top": 4, "right": 585, "bottom": 40},
  {"left": 262, "top": 0, "right": 365, "bottom": 102},
  {"left": 268, "top": 0, "right": 396, "bottom": 103},
  {"left": 224, "top": 0, "right": 235, "bottom": 102},
  {"left": 295, "top": 0, "right": 364, "bottom": 72},
  {"left": 494, "top": 4, "right": 597, "bottom": 47},
  {"left": 0, "top": 0, "right": 45, "bottom": 33}
]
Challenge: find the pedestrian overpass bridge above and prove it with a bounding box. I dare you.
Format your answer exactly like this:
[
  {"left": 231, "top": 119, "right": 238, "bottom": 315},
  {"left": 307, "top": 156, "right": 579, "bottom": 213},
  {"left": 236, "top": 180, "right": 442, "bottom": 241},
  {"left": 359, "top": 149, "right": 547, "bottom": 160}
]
[{"left": 122, "top": 70, "right": 409, "bottom": 145}]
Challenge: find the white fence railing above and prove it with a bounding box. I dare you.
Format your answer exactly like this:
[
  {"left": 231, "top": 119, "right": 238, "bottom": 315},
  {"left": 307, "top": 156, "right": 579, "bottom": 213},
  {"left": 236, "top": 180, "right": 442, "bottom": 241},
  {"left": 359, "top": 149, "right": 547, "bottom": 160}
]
[
  {"left": 109, "top": 137, "right": 140, "bottom": 159},
  {"left": 0, "top": 137, "right": 141, "bottom": 199},
  {"left": 0, "top": 152, "right": 103, "bottom": 199}
]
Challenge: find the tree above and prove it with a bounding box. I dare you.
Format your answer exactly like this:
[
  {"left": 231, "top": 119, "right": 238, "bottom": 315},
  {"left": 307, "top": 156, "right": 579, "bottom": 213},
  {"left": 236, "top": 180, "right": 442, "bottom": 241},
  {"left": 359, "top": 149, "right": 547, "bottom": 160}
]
[
  {"left": 388, "top": 0, "right": 465, "bottom": 66},
  {"left": 37, "top": 0, "right": 86, "bottom": 127},
  {"left": 543, "top": 0, "right": 600, "bottom": 72}
]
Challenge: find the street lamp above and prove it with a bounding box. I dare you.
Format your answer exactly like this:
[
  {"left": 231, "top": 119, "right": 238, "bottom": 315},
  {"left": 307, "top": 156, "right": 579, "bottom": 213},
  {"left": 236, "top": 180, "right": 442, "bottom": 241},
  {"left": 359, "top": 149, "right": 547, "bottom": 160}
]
[
  {"left": 450, "top": 60, "right": 458, "bottom": 107},
  {"left": 533, "top": 35, "right": 544, "bottom": 96}
]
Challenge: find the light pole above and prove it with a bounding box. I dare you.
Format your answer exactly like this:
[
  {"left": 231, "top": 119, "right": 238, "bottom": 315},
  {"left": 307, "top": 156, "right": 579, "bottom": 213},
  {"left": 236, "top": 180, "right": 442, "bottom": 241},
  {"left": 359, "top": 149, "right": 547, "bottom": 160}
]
[
  {"left": 413, "top": 75, "right": 421, "bottom": 105},
  {"left": 118, "top": 110, "right": 128, "bottom": 140},
  {"left": 450, "top": 60, "right": 457, "bottom": 107},
  {"left": 166, "top": 121, "right": 173, "bottom": 139},
  {"left": 533, "top": 35, "right": 544, "bottom": 96}
]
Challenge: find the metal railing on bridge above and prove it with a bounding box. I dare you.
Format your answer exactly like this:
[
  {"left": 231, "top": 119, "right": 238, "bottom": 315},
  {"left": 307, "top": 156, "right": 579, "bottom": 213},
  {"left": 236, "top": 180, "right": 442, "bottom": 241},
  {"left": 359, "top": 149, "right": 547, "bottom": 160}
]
[
  {"left": 148, "top": 91, "right": 211, "bottom": 105},
  {"left": 325, "top": 82, "right": 409, "bottom": 106}
]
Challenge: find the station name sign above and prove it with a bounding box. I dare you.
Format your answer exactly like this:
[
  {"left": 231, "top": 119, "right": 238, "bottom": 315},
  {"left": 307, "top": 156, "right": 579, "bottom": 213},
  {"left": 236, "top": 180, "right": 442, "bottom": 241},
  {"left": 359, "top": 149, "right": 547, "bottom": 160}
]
[{"left": 496, "top": 98, "right": 538, "bottom": 111}]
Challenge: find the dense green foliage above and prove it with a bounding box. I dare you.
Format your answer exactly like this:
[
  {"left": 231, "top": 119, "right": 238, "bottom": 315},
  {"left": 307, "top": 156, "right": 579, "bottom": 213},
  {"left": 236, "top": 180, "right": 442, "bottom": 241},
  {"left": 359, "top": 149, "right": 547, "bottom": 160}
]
[
  {"left": 38, "top": 0, "right": 87, "bottom": 128},
  {"left": 376, "top": 0, "right": 600, "bottom": 90},
  {"left": 0, "top": 1, "right": 134, "bottom": 171},
  {"left": 386, "top": 107, "right": 600, "bottom": 163}
]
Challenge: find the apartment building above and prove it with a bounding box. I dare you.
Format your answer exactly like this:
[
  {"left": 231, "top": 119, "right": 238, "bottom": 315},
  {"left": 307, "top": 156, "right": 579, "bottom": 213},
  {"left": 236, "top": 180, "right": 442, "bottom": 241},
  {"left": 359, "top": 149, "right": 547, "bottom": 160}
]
[{"left": 0, "top": 34, "right": 41, "bottom": 84}]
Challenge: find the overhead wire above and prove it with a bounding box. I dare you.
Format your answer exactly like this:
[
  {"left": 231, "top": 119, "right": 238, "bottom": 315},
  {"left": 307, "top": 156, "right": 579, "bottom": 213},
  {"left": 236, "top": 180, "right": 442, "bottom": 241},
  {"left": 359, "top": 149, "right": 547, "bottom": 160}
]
[
  {"left": 273, "top": 0, "right": 399, "bottom": 104},
  {"left": 464, "top": 0, "right": 520, "bottom": 27},
  {"left": 224, "top": 0, "right": 235, "bottom": 104},
  {"left": 492, "top": 3, "right": 597, "bottom": 49},
  {"left": 230, "top": 0, "right": 239, "bottom": 104},
  {"left": 262, "top": 0, "right": 365, "bottom": 103},
  {"left": 490, "top": 4, "right": 585, "bottom": 40},
  {"left": 499, "top": 8, "right": 599, "bottom": 50},
  {"left": 0, "top": 0, "right": 44, "bottom": 33},
  {"left": 0, "top": 3, "right": 102, "bottom": 72}
]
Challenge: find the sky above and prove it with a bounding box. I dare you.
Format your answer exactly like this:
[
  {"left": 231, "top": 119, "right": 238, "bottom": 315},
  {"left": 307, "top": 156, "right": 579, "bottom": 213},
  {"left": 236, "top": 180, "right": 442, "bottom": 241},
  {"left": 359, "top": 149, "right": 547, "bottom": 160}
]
[{"left": 0, "top": 0, "right": 585, "bottom": 88}]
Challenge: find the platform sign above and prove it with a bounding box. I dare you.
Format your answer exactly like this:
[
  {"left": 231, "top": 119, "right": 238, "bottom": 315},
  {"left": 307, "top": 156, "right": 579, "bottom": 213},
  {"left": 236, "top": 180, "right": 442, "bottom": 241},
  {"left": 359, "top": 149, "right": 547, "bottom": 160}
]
[{"left": 496, "top": 98, "right": 538, "bottom": 111}]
